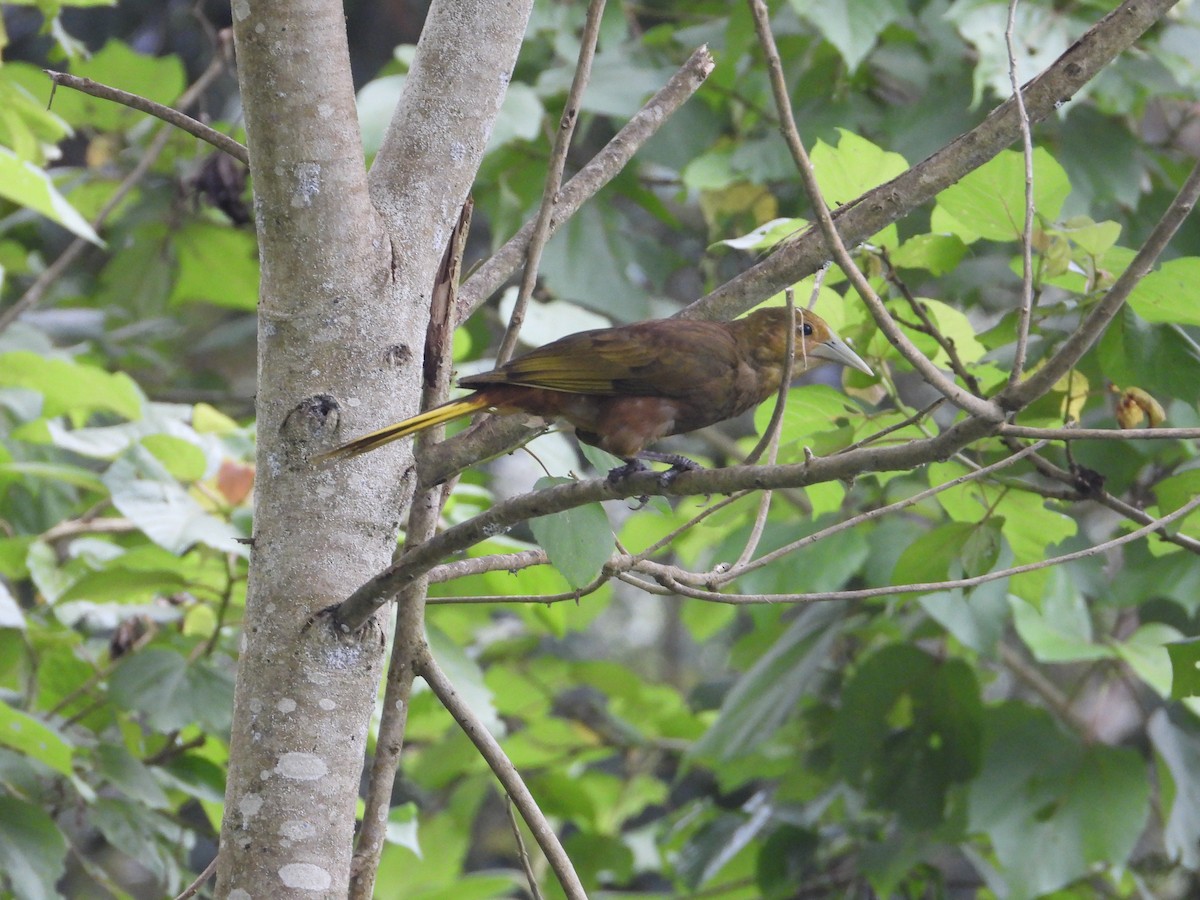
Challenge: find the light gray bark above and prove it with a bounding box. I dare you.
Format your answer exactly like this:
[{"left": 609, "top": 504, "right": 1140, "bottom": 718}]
[{"left": 217, "top": 1, "right": 532, "bottom": 896}]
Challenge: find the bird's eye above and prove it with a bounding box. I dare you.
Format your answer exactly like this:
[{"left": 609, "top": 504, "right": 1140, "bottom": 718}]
[{"left": 802, "top": 322, "right": 813, "bottom": 336}]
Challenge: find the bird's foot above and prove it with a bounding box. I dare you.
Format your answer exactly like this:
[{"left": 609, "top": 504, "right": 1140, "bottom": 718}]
[
  {"left": 606, "top": 454, "right": 703, "bottom": 506},
  {"left": 606, "top": 459, "right": 648, "bottom": 485},
  {"left": 639, "top": 452, "right": 702, "bottom": 489}
]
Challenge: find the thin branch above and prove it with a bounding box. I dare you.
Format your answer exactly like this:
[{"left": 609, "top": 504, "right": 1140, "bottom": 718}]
[
  {"left": 999, "top": 642, "right": 1094, "bottom": 734},
  {"left": 637, "top": 493, "right": 1200, "bottom": 604},
  {"left": 1016, "top": 446, "right": 1200, "bottom": 556},
  {"left": 495, "top": 0, "right": 606, "bottom": 364},
  {"left": 878, "top": 250, "right": 982, "bottom": 396},
  {"left": 1006, "top": 0, "right": 1038, "bottom": 384},
  {"left": 44, "top": 70, "right": 248, "bottom": 164},
  {"left": 998, "top": 155, "right": 1200, "bottom": 409},
  {"left": 998, "top": 424, "right": 1200, "bottom": 441},
  {"left": 0, "top": 46, "right": 234, "bottom": 334},
  {"left": 837, "top": 399, "right": 945, "bottom": 454},
  {"left": 333, "top": 414, "right": 1002, "bottom": 631},
  {"left": 746, "top": 0, "right": 1004, "bottom": 423},
  {"left": 173, "top": 854, "right": 219, "bottom": 900},
  {"left": 428, "top": 548, "right": 549, "bottom": 583},
  {"left": 703, "top": 440, "right": 1048, "bottom": 587},
  {"left": 506, "top": 797, "right": 546, "bottom": 900},
  {"left": 730, "top": 287, "right": 800, "bottom": 571},
  {"left": 456, "top": 44, "right": 714, "bottom": 322},
  {"left": 688, "top": 0, "right": 1178, "bottom": 323},
  {"left": 417, "top": 651, "right": 587, "bottom": 900}
]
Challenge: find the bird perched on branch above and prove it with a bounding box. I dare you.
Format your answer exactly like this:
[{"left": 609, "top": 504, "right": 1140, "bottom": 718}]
[{"left": 315, "top": 307, "right": 871, "bottom": 478}]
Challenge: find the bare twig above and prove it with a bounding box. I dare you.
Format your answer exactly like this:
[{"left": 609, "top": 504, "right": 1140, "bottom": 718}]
[
  {"left": 456, "top": 44, "right": 714, "bottom": 322},
  {"left": 506, "top": 797, "right": 547, "bottom": 900},
  {"left": 495, "top": 0, "right": 606, "bottom": 364},
  {"left": 998, "top": 424, "right": 1200, "bottom": 441},
  {"left": 418, "top": 652, "right": 587, "bottom": 900},
  {"left": 428, "top": 548, "right": 549, "bottom": 583},
  {"left": 837, "top": 399, "right": 945, "bottom": 454},
  {"left": 44, "top": 70, "right": 248, "bottom": 164},
  {"left": 732, "top": 287, "right": 799, "bottom": 570},
  {"left": 173, "top": 854, "right": 219, "bottom": 900},
  {"left": 703, "top": 440, "right": 1048, "bottom": 587},
  {"left": 746, "top": 0, "right": 1003, "bottom": 423},
  {"left": 1006, "top": 0, "right": 1038, "bottom": 384},
  {"left": 635, "top": 492, "right": 1200, "bottom": 604}
]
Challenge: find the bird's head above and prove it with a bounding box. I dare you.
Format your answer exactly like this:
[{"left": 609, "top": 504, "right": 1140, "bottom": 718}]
[{"left": 740, "top": 307, "right": 873, "bottom": 376}]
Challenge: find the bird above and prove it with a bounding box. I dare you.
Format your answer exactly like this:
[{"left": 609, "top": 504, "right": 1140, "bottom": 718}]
[{"left": 314, "top": 307, "right": 872, "bottom": 478}]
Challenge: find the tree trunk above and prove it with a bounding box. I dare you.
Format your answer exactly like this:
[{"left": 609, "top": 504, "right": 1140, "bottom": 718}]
[{"left": 216, "top": 1, "right": 532, "bottom": 895}]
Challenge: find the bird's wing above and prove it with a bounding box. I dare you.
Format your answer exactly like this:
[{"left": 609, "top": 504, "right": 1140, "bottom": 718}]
[{"left": 460, "top": 320, "right": 741, "bottom": 397}]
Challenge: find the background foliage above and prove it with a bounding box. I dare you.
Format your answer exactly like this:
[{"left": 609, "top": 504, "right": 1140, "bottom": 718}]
[{"left": 2, "top": 0, "right": 1200, "bottom": 897}]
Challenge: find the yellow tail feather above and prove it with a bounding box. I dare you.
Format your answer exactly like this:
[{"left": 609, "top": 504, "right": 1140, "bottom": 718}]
[{"left": 313, "top": 394, "right": 491, "bottom": 464}]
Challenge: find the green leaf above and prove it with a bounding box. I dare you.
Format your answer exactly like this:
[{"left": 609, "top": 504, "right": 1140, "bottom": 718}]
[
  {"left": 0, "top": 73, "right": 71, "bottom": 165},
  {"left": 0, "top": 461, "right": 107, "bottom": 494},
  {"left": 717, "top": 217, "right": 807, "bottom": 253},
  {"left": 486, "top": 81, "right": 545, "bottom": 152},
  {"left": 892, "top": 521, "right": 978, "bottom": 585},
  {"left": 1011, "top": 570, "right": 1111, "bottom": 663},
  {"left": 93, "top": 744, "right": 170, "bottom": 810},
  {"left": 1148, "top": 708, "right": 1200, "bottom": 869},
  {"left": 1112, "top": 622, "right": 1179, "bottom": 697},
  {"left": 675, "top": 804, "right": 770, "bottom": 890},
  {"left": 754, "top": 383, "right": 861, "bottom": 450},
  {"left": 89, "top": 797, "right": 171, "bottom": 882},
  {"left": 0, "top": 351, "right": 143, "bottom": 420},
  {"left": 1167, "top": 638, "right": 1200, "bottom": 699},
  {"left": 528, "top": 477, "right": 613, "bottom": 589},
  {"left": 919, "top": 298, "right": 987, "bottom": 366},
  {"left": 0, "top": 147, "right": 102, "bottom": 244},
  {"left": 0, "top": 701, "right": 74, "bottom": 777},
  {"left": 691, "top": 605, "right": 844, "bottom": 763},
  {"left": 169, "top": 221, "right": 260, "bottom": 311},
  {"left": 790, "top": 0, "right": 908, "bottom": 72},
  {"left": 109, "top": 648, "right": 234, "bottom": 733},
  {"left": 890, "top": 233, "right": 968, "bottom": 276},
  {"left": 946, "top": 2, "right": 1082, "bottom": 107},
  {"left": 919, "top": 579, "right": 1010, "bottom": 655},
  {"left": 139, "top": 434, "right": 208, "bottom": 482},
  {"left": 1128, "top": 257, "right": 1200, "bottom": 326},
  {"left": 810, "top": 130, "right": 909, "bottom": 207},
  {"left": 969, "top": 703, "right": 1149, "bottom": 898},
  {"left": 932, "top": 147, "right": 1070, "bottom": 243},
  {"left": 0, "top": 795, "right": 67, "bottom": 900},
  {"left": 834, "top": 644, "right": 983, "bottom": 827},
  {"left": 1058, "top": 215, "right": 1122, "bottom": 258},
  {"left": 1096, "top": 307, "right": 1200, "bottom": 404}
]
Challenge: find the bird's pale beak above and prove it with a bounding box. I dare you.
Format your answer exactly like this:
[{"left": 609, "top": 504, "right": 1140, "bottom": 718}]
[{"left": 810, "top": 332, "right": 873, "bottom": 375}]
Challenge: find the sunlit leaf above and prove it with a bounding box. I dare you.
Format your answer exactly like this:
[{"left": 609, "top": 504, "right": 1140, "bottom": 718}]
[
  {"left": 0, "top": 147, "right": 101, "bottom": 244},
  {"left": 0, "top": 701, "right": 74, "bottom": 777}
]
